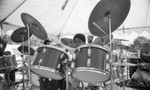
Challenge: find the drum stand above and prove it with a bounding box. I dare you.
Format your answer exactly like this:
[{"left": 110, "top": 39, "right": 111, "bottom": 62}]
[
  {"left": 20, "top": 33, "right": 28, "bottom": 90},
  {"left": 20, "top": 24, "right": 31, "bottom": 90},
  {"left": 105, "top": 11, "right": 114, "bottom": 90},
  {"left": 66, "top": 60, "right": 69, "bottom": 90},
  {"left": 26, "top": 24, "right": 32, "bottom": 90}
]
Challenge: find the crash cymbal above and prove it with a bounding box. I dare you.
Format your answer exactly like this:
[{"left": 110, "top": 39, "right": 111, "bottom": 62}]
[
  {"left": 61, "top": 38, "right": 73, "bottom": 46},
  {"left": 88, "top": 0, "right": 130, "bottom": 37},
  {"left": 112, "top": 62, "right": 137, "bottom": 66},
  {"left": 11, "top": 27, "right": 32, "bottom": 43},
  {"left": 18, "top": 45, "right": 35, "bottom": 55},
  {"left": 21, "top": 13, "right": 48, "bottom": 40}
]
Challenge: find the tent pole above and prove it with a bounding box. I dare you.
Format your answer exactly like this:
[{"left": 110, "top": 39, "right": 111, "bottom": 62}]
[{"left": 3, "top": 0, "right": 27, "bottom": 21}]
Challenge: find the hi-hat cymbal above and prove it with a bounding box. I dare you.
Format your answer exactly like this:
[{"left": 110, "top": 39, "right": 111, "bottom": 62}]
[
  {"left": 11, "top": 27, "right": 32, "bottom": 43},
  {"left": 115, "top": 44, "right": 129, "bottom": 50},
  {"left": 21, "top": 13, "right": 48, "bottom": 40},
  {"left": 112, "top": 62, "right": 137, "bottom": 66},
  {"left": 88, "top": 0, "right": 130, "bottom": 37},
  {"left": 61, "top": 38, "right": 73, "bottom": 46},
  {"left": 18, "top": 45, "right": 35, "bottom": 55}
]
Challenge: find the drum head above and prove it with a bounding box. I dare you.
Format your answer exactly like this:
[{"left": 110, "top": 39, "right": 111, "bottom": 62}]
[
  {"left": 72, "top": 67, "right": 110, "bottom": 83},
  {"left": 31, "top": 66, "right": 63, "bottom": 80}
]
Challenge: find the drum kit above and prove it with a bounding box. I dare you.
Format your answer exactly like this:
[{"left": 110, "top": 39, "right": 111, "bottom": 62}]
[{"left": 2, "top": 0, "right": 145, "bottom": 90}]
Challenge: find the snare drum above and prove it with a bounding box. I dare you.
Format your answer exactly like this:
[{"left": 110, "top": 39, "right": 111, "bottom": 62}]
[
  {"left": 72, "top": 44, "right": 109, "bottom": 83},
  {"left": 31, "top": 46, "right": 68, "bottom": 80}
]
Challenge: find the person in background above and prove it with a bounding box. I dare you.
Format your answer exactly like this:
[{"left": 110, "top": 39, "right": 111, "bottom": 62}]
[
  {"left": 0, "top": 37, "right": 7, "bottom": 56},
  {"left": 0, "top": 37, "right": 7, "bottom": 74},
  {"left": 87, "top": 35, "right": 94, "bottom": 44},
  {"left": 3, "top": 51, "right": 16, "bottom": 83}
]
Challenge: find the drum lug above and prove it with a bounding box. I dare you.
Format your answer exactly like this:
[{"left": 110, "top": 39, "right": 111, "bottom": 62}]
[
  {"left": 78, "top": 48, "right": 81, "bottom": 52},
  {"left": 57, "top": 63, "right": 61, "bottom": 69},
  {"left": 60, "top": 53, "right": 64, "bottom": 59},
  {"left": 43, "top": 47, "right": 47, "bottom": 53},
  {"left": 38, "top": 59, "right": 43, "bottom": 67},
  {"left": 88, "top": 48, "right": 91, "bottom": 56},
  {"left": 72, "top": 53, "right": 76, "bottom": 60},
  {"left": 87, "top": 58, "right": 91, "bottom": 67}
]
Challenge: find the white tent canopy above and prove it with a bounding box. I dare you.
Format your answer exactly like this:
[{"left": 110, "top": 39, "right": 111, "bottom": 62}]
[{"left": 0, "top": 0, "right": 150, "bottom": 41}]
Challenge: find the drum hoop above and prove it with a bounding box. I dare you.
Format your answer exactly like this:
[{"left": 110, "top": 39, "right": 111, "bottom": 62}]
[
  {"left": 72, "top": 67, "right": 109, "bottom": 75},
  {"left": 37, "top": 45, "right": 68, "bottom": 54},
  {"left": 31, "top": 66, "right": 63, "bottom": 76},
  {"left": 75, "top": 44, "right": 108, "bottom": 53}
]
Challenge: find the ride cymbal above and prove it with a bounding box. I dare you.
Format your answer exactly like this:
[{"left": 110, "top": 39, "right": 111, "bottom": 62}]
[
  {"left": 18, "top": 45, "right": 35, "bottom": 55},
  {"left": 21, "top": 13, "right": 48, "bottom": 40},
  {"left": 11, "top": 27, "right": 32, "bottom": 43},
  {"left": 88, "top": 0, "right": 131, "bottom": 37}
]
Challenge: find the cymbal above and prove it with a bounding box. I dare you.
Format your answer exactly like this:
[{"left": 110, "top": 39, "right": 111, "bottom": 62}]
[
  {"left": 21, "top": 13, "right": 48, "bottom": 40},
  {"left": 11, "top": 27, "right": 32, "bottom": 43},
  {"left": 113, "top": 44, "right": 137, "bottom": 52},
  {"left": 112, "top": 62, "right": 137, "bottom": 66},
  {"left": 18, "top": 45, "right": 35, "bottom": 55},
  {"left": 115, "top": 44, "right": 129, "bottom": 50},
  {"left": 113, "top": 39, "right": 128, "bottom": 42},
  {"left": 61, "top": 38, "right": 73, "bottom": 46},
  {"left": 93, "top": 34, "right": 113, "bottom": 45},
  {"left": 88, "top": 0, "right": 130, "bottom": 37}
]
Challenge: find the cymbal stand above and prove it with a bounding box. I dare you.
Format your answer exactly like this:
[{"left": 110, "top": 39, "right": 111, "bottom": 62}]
[
  {"left": 66, "top": 59, "right": 69, "bottom": 90},
  {"left": 119, "top": 48, "right": 126, "bottom": 90},
  {"left": 26, "top": 24, "right": 31, "bottom": 90},
  {"left": 21, "top": 33, "right": 26, "bottom": 90},
  {"left": 106, "top": 11, "right": 113, "bottom": 90},
  {"left": 65, "top": 44, "right": 73, "bottom": 90}
]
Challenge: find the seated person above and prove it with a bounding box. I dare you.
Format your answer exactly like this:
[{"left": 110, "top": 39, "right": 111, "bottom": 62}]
[{"left": 0, "top": 37, "right": 7, "bottom": 56}]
